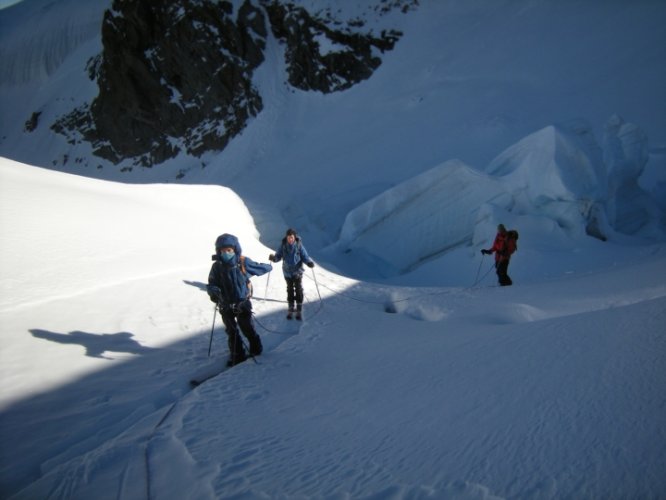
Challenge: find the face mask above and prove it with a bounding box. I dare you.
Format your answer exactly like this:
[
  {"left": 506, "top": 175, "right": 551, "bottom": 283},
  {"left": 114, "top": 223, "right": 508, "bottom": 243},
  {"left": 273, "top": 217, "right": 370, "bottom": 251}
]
[{"left": 221, "top": 250, "right": 235, "bottom": 262}]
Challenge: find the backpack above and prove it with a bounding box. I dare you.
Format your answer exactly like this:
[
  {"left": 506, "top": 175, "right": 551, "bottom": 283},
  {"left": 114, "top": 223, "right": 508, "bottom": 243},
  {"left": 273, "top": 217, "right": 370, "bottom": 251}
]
[
  {"left": 506, "top": 230, "right": 519, "bottom": 254},
  {"left": 238, "top": 255, "right": 252, "bottom": 299}
]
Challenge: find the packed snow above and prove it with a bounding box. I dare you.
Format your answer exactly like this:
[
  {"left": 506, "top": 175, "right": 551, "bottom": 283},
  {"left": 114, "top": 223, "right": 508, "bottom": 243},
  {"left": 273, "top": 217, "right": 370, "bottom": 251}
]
[{"left": 1, "top": 0, "right": 666, "bottom": 498}]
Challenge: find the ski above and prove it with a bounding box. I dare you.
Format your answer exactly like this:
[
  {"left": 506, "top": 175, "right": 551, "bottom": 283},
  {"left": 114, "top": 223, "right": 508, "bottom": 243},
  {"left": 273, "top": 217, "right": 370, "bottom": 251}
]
[
  {"left": 190, "top": 370, "right": 225, "bottom": 387},
  {"left": 189, "top": 360, "right": 228, "bottom": 387},
  {"left": 189, "top": 355, "right": 259, "bottom": 387}
]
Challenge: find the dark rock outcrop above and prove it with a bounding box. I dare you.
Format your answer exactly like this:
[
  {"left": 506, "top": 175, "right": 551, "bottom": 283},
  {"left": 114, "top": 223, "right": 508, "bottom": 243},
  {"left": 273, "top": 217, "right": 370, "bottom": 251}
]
[
  {"left": 52, "top": 0, "right": 412, "bottom": 168},
  {"left": 262, "top": 1, "right": 402, "bottom": 93}
]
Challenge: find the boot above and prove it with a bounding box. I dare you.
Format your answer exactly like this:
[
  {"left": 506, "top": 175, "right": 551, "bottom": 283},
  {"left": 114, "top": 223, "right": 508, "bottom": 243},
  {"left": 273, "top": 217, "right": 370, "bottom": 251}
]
[
  {"left": 226, "top": 351, "right": 247, "bottom": 367},
  {"left": 287, "top": 304, "right": 295, "bottom": 320},
  {"left": 249, "top": 335, "right": 263, "bottom": 356},
  {"left": 295, "top": 303, "right": 303, "bottom": 321}
]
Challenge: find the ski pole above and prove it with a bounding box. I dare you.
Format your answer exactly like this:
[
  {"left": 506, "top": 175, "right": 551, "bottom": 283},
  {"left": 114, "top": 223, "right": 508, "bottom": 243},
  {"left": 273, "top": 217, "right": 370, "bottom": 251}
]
[
  {"left": 208, "top": 304, "right": 217, "bottom": 357},
  {"left": 311, "top": 268, "right": 323, "bottom": 305},
  {"left": 264, "top": 270, "right": 271, "bottom": 300},
  {"left": 473, "top": 253, "right": 485, "bottom": 286}
]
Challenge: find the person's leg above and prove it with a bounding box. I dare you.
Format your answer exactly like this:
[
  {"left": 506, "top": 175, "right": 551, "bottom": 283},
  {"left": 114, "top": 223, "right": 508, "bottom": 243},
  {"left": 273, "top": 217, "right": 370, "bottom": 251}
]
[
  {"left": 503, "top": 259, "right": 513, "bottom": 286},
  {"left": 294, "top": 275, "right": 304, "bottom": 319},
  {"left": 220, "top": 308, "right": 246, "bottom": 364},
  {"left": 237, "top": 303, "right": 263, "bottom": 356},
  {"left": 286, "top": 277, "right": 295, "bottom": 307},
  {"left": 497, "top": 260, "right": 511, "bottom": 286}
]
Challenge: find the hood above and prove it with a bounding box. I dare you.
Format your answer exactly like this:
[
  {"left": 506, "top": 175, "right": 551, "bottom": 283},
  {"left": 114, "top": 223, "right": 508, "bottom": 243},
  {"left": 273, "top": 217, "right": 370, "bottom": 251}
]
[{"left": 215, "top": 233, "right": 242, "bottom": 255}]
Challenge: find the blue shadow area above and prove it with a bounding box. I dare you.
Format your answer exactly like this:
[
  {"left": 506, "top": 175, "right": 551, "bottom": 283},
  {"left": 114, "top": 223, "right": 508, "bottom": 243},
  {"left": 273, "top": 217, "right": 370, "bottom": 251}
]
[{"left": 0, "top": 283, "right": 323, "bottom": 498}]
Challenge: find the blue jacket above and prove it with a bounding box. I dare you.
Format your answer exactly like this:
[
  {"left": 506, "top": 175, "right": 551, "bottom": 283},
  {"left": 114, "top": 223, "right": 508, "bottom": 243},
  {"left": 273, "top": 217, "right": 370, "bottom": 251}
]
[
  {"left": 208, "top": 234, "right": 272, "bottom": 304},
  {"left": 273, "top": 236, "right": 313, "bottom": 278}
]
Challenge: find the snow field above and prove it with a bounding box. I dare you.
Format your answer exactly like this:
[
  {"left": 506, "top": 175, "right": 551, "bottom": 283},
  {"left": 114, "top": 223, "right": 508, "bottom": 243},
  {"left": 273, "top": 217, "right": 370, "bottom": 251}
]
[{"left": 1, "top": 157, "right": 666, "bottom": 498}]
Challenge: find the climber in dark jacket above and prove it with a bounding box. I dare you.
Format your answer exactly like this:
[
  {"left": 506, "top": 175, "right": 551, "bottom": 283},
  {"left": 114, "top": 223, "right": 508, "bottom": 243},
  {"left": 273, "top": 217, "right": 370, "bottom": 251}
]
[
  {"left": 208, "top": 233, "right": 272, "bottom": 366},
  {"left": 269, "top": 228, "right": 314, "bottom": 320}
]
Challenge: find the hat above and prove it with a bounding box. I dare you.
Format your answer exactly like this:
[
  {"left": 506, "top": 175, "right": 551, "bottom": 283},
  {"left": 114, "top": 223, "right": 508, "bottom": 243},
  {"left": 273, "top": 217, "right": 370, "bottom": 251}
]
[{"left": 285, "top": 228, "right": 297, "bottom": 237}]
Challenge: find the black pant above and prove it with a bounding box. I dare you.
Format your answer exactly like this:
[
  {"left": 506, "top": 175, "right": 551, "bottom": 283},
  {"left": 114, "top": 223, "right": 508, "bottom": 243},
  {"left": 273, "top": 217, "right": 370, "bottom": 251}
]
[
  {"left": 496, "top": 259, "right": 512, "bottom": 286},
  {"left": 286, "top": 275, "right": 304, "bottom": 309},
  {"left": 219, "top": 301, "right": 262, "bottom": 360}
]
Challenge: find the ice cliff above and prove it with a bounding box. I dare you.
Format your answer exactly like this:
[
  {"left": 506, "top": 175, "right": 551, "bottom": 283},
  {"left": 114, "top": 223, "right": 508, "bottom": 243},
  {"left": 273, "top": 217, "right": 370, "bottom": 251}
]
[{"left": 334, "top": 117, "right": 665, "bottom": 274}]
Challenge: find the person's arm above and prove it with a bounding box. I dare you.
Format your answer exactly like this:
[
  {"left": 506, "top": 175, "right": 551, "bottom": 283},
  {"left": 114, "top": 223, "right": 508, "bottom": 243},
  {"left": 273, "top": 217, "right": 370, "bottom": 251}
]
[
  {"left": 300, "top": 244, "right": 315, "bottom": 267},
  {"left": 244, "top": 257, "right": 273, "bottom": 277}
]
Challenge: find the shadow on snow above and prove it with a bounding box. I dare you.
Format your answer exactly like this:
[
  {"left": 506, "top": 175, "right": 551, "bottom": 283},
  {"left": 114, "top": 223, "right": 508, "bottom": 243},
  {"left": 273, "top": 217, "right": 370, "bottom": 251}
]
[
  {"left": 0, "top": 278, "right": 340, "bottom": 498},
  {"left": 29, "top": 329, "right": 157, "bottom": 359}
]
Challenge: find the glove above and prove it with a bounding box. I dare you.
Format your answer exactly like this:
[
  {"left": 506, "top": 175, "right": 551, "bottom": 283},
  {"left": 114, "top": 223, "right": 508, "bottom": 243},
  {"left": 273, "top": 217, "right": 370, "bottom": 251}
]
[
  {"left": 207, "top": 285, "right": 222, "bottom": 303},
  {"left": 481, "top": 249, "right": 491, "bottom": 255},
  {"left": 268, "top": 253, "right": 275, "bottom": 262},
  {"left": 306, "top": 261, "right": 315, "bottom": 268}
]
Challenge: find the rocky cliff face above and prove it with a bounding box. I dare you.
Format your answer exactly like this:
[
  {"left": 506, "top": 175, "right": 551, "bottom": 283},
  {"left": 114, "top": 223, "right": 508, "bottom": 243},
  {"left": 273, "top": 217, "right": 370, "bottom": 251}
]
[{"left": 52, "top": 0, "right": 414, "bottom": 168}]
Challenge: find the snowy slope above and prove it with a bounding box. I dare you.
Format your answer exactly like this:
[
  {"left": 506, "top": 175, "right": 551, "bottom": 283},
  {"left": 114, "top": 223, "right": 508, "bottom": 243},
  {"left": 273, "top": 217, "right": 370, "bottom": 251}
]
[
  {"left": 0, "top": 157, "right": 289, "bottom": 496},
  {"left": 1, "top": 0, "right": 666, "bottom": 497},
  {"left": 1, "top": 158, "right": 665, "bottom": 499}
]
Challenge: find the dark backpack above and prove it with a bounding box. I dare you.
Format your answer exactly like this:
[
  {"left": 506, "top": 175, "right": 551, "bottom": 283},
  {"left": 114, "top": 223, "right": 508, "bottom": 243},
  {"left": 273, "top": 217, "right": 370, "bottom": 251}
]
[{"left": 506, "top": 230, "right": 519, "bottom": 254}]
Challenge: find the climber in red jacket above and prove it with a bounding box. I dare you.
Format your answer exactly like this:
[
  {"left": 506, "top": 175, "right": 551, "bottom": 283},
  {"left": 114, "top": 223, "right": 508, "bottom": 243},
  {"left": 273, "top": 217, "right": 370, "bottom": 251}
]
[{"left": 481, "top": 224, "right": 518, "bottom": 286}]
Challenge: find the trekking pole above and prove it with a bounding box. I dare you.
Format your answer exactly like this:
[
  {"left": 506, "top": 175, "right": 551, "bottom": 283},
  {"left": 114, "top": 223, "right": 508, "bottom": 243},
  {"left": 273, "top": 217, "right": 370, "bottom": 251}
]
[
  {"left": 207, "top": 304, "right": 217, "bottom": 357},
  {"left": 264, "top": 270, "right": 271, "bottom": 300},
  {"left": 206, "top": 286, "right": 223, "bottom": 357},
  {"left": 473, "top": 253, "right": 485, "bottom": 286},
  {"left": 310, "top": 267, "right": 323, "bottom": 305}
]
